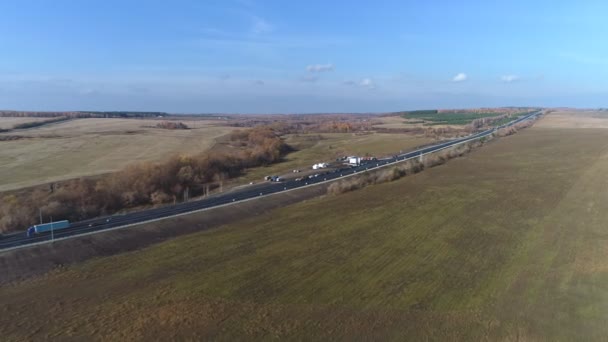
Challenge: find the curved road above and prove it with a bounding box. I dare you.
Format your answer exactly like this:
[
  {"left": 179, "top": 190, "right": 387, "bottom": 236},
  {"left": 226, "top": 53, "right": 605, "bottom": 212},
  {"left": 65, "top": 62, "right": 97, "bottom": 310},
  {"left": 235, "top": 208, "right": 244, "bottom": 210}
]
[{"left": 0, "top": 111, "right": 541, "bottom": 251}]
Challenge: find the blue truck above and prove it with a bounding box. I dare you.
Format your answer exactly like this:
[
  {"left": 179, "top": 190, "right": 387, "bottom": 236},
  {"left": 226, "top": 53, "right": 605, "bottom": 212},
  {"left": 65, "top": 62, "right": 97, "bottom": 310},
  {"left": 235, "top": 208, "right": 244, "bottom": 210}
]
[{"left": 27, "top": 220, "right": 70, "bottom": 237}]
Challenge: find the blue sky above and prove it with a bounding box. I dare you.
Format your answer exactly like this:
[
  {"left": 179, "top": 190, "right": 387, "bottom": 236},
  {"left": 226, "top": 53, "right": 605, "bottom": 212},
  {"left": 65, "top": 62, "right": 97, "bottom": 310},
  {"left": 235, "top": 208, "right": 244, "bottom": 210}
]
[{"left": 1, "top": 0, "right": 608, "bottom": 113}]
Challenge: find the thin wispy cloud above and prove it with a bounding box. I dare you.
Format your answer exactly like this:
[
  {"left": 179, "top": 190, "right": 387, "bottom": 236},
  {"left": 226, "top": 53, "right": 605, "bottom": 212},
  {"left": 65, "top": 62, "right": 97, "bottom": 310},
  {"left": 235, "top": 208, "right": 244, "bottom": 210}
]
[
  {"left": 342, "top": 78, "right": 376, "bottom": 89},
  {"left": 307, "top": 64, "right": 334, "bottom": 73},
  {"left": 452, "top": 73, "right": 467, "bottom": 82},
  {"left": 251, "top": 16, "right": 273, "bottom": 34},
  {"left": 253, "top": 80, "right": 265, "bottom": 86},
  {"left": 300, "top": 75, "right": 318, "bottom": 83},
  {"left": 359, "top": 78, "right": 376, "bottom": 89},
  {"left": 501, "top": 75, "right": 520, "bottom": 83}
]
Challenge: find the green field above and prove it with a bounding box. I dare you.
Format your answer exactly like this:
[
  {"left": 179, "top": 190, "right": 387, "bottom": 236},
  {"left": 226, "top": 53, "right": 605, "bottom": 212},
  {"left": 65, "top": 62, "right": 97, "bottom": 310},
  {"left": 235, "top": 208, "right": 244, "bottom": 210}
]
[
  {"left": 2, "top": 118, "right": 608, "bottom": 340},
  {"left": 400, "top": 111, "right": 517, "bottom": 125}
]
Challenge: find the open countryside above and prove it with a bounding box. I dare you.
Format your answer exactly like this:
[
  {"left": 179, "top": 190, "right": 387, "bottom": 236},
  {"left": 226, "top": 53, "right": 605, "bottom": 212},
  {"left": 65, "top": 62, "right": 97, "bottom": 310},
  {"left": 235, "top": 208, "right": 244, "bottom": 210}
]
[
  {"left": 0, "top": 110, "right": 536, "bottom": 239},
  {"left": 2, "top": 1, "right": 608, "bottom": 340},
  {"left": 2, "top": 111, "right": 608, "bottom": 340}
]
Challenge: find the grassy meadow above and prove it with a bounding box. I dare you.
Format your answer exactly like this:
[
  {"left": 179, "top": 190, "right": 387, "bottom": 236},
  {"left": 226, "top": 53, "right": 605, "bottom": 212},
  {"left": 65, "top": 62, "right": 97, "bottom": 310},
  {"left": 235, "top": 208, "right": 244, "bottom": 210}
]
[
  {"left": 0, "top": 118, "right": 234, "bottom": 191},
  {"left": 2, "top": 112, "right": 608, "bottom": 340},
  {"left": 0, "top": 117, "right": 49, "bottom": 130}
]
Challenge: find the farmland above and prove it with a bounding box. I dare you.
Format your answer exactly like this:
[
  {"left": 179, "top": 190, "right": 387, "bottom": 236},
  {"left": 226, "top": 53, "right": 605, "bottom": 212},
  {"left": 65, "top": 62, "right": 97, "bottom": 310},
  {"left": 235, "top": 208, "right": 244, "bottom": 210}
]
[
  {"left": 0, "top": 117, "right": 49, "bottom": 130},
  {"left": 2, "top": 111, "right": 607, "bottom": 340},
  {"left": 374, "top": 109, "right": 531, "bottom": 129},
  {"left": 399, "top": 110, "right": 523, "bottom": 125},
  {"left": 0, "top": 118, "right": 234, "bottom": 191}
]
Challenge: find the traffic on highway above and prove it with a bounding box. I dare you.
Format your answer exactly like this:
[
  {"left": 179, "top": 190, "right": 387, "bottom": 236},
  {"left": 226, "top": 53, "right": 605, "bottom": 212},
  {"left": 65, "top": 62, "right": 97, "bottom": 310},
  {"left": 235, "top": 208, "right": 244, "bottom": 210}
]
[{"left": 0, "top": 111, "right": 541, "bottom": 251}]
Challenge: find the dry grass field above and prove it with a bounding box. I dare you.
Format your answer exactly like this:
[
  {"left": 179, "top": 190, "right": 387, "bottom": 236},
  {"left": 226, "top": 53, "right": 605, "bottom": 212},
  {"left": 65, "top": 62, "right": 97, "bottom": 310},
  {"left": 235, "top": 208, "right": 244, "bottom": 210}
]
[
  {"left": 2, "top": 111, "right": 608, "bottom": 340},
  {"left": 535, "top": 110, "right": 608, "bottom": 128},
  {"left": 373, "top": 115, "right": 427, "bottom": 129},
  {"left": 0, "top": 117, "right": 48, "bottom": 130},
  {"left": 0, "top": 118, "right": 234, "bottom": 191}
]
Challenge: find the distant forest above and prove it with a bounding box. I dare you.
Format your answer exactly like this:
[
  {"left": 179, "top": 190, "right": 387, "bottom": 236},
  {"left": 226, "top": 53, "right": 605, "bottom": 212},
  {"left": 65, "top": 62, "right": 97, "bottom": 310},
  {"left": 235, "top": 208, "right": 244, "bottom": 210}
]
[{"left": 0, "top": 111, "right": 170, "bottom": 118}]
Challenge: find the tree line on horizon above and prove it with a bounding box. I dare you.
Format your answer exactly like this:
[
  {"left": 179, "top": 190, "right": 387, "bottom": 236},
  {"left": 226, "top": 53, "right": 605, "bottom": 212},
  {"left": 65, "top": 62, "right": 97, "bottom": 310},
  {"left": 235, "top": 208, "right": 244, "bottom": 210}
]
[{"left": 0, "top": 111, "right": 169, "bottom": 119}]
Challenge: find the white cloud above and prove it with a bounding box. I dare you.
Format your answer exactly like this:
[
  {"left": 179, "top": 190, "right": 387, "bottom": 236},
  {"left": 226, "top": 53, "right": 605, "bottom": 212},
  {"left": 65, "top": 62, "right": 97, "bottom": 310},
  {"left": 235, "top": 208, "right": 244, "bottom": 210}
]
[
  {"left": 251, "top": 16, "right": 273, "bottom": 34},
  {"left": 306, "top": 64, "right": 334, "bottom": 73},
  {"left": 300, "top": 75, "right": 318, "bottom": 83},
  {"left": 500, "top": 75, "right": 520, "bottom": 83},
  {"left": 359, "top": 78, "right": 376, "bottom": 89},
  {"left": 359, "top": 78, "right": 373, "bottom": 87},
  {"left": 342, "top": 78, "right": 376, "bottom": 89},
  {"left": 452, "top": 73, "right": 467, "bottom": 82}
]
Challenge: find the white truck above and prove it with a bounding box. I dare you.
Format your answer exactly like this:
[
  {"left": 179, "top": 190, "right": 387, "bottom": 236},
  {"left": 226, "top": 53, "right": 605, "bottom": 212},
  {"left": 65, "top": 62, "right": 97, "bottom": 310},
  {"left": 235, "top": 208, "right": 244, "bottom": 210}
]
[{"left": 347, "top": 157, "right": 361, "bottom": 166}]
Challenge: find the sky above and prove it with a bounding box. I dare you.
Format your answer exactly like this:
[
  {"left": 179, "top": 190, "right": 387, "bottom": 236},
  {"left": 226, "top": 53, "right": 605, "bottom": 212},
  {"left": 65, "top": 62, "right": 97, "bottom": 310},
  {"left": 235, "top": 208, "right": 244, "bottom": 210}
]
[{"left": 1, "top": 0, "right": 608, "bottom": 113}]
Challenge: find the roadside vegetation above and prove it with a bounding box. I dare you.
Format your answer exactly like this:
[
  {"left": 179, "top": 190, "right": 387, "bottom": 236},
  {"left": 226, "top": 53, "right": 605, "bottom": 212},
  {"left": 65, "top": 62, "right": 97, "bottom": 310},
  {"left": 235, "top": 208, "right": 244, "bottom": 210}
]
[
  {"left": 0, "top": 110, "right": 536, "bottom": 233},
  {"left": 237, "top": 132, "right": 432, "bottom": 184},
  {"left": 327, "top": 140, "right": 483, "bottom": 195},
  {"left": 327, "top": 119, "right": 537, "bottom": 196},
  {"left": 0, "top": 126, "right": 291, "bottom": 233}
]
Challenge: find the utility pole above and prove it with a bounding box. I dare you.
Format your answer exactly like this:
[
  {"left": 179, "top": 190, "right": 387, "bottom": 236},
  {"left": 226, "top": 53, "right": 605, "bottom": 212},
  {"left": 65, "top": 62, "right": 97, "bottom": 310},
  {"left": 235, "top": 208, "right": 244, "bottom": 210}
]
[{"left": 39, "top": 208, "right": 42, "bottom": 225}]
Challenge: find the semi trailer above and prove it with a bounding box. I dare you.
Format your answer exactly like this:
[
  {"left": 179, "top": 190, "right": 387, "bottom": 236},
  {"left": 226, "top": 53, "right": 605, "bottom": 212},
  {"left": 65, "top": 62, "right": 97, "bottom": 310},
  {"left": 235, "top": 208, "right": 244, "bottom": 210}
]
[{"left": 27, "top": 220, "right": 70, "bottom": 237}]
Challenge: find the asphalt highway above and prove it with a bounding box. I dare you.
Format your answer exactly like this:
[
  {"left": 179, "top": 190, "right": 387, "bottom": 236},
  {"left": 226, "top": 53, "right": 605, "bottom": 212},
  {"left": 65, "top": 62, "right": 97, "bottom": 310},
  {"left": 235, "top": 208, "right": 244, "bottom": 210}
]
[{"left": 0, "top": 111, "right": 541, "bottom": 251}]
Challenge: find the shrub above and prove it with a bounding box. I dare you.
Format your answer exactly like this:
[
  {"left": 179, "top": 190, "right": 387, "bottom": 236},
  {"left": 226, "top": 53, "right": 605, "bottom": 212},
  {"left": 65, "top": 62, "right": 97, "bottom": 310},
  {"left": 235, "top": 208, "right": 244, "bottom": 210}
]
[
  {"left": 327, "top": 141, "right": 485, "bottom": 196},
  {"left": 156, "top": 121, "right": 189, "bottom": 130},
  {"left": 0, "top": 126, "right": 292, "bottom": 233},
  {"left": 12, "top": 117, "right": 70, "bottom": 129}
]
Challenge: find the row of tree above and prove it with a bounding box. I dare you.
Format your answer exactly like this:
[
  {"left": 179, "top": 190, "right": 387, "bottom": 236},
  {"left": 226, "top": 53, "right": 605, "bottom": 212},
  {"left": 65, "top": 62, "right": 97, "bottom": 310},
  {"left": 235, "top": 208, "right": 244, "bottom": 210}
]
[
  {"left": 0, "top": 126, "right": 291, "bottom": 233},
  {"left": 465, "top": 113, "right": 511, "bottom": 131},
  {"left": 0, "top": 111, "right": 169, "bottom": 119},
  {"left": 12, "top": 117, "right": 70, "bottom": 130}
]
